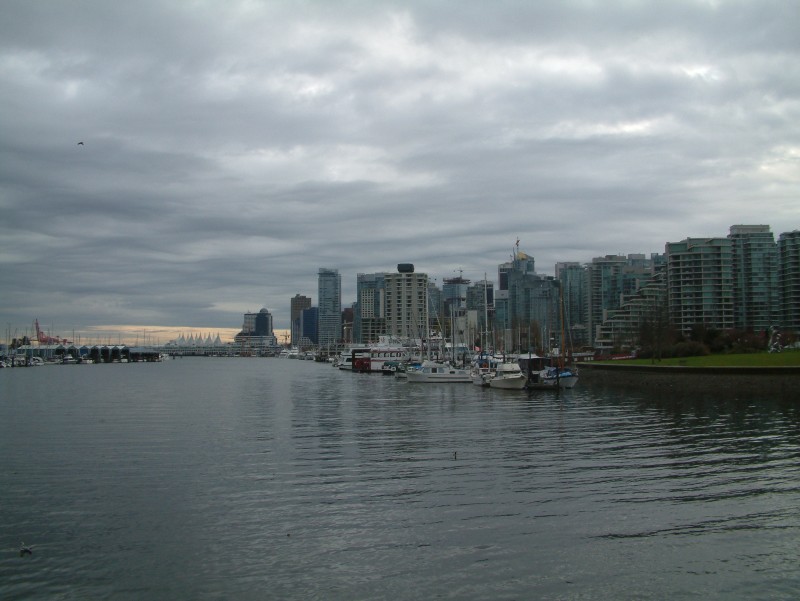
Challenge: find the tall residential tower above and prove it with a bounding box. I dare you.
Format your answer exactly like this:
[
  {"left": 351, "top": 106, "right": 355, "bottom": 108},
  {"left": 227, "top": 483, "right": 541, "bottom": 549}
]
[{"left": 317, "top": 268, "right": 342, "bottom": 347}]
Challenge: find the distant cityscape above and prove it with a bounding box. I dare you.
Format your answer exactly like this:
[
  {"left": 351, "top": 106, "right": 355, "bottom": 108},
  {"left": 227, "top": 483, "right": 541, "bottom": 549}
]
[{"left": 232, "top": 224, "right": 799, "bottom": 356}]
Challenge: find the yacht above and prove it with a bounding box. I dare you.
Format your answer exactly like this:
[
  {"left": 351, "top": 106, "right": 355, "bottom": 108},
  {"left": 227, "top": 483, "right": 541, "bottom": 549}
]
[{"left": 405, "top": 360, "right": 471, "bottom": 383}]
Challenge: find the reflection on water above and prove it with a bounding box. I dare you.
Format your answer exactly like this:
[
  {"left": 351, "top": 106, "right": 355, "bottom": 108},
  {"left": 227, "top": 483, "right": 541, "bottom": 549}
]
[{"left": 1, "top": 359, "right": 799, "bottom": 600}]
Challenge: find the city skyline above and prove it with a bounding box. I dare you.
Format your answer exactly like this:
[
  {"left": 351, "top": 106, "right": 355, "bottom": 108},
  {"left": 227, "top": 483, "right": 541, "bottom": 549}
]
[
  {"left": 9, "top": 222, "right": 795, "bottom": 347},
  {"left": 2, "top": 2, "right": 798, "bottom": 340}
]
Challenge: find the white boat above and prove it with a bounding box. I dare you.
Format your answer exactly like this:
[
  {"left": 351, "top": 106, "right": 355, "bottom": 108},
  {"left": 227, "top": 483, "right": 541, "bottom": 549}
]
[
  {"left": 487, "top": 362, "right": 528, "bottom": 390},
  {"left": 519, "top": 353, "right": 579, "bottom": 390},
  {"left": 538, "top": 366, "right": 579, "bottom": 389},
  {"left": 337, "top": 355, "right": 354, "bottom": 370},
  {"left": 405, "top": 360, "right": 471, "bottom": 383},
  {"left": 393, "top": 360, "right": 421, "bottom": 379},
  {"left": 471, "top": 355, "right": 497, "bottom": 386},
  {"left": 352, "top": 345, "right": 410, "bottom": 373}
]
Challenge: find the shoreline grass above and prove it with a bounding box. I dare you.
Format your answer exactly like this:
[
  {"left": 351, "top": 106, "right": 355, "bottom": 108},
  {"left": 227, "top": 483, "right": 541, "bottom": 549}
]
[{"left": 597, "top": 349, "right": 800, "bottom": 367}]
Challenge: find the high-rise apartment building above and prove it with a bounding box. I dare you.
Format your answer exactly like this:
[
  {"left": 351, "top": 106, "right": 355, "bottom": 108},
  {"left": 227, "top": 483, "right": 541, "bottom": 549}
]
[
  {"left": 317, "top": 268, "right": 342, "bottom": 347},
  {"left": 290, "top": 294, "right": 312, "bottom": 345},
  {"left": 241, "top": 308, "right": 273, "bottom": 336},
  {"left": 466, "top": 279, "right": 494, "bottom": 339},
  {"left": 300, "top": 307, "right": 318, "bottom": 346},
  {"left": 354, "top": 273, "right": 387, "bottom": 343},
  {"left": 595, "top": 269, "right": 667, "bottom": 352},
  {"left": 556, "top": 262, "right": 588, "bottom": 348},
  {"left": 467, "top": 280, "right": 494, "bottom": 318},
  {"left": 235, "top": 308, "right": 277, "bottom": 349},
  {"left": 728, "top": 225, "right": 778, "bottom": 332},
  {"left": 442, "top": 276, "right": 470, "bottom": 312},
  {"left": 778, "top": 230, "right": 800, "bottom": 334},
  {"left": 384, "top": 264, "right": 428, "bottom": 339},
  {"left": 503, "top": 247, "right": 560, "bottom": 352},
  {"left": 586, "top": 254, "right": 658, "bottom": 347},
  {"left": 498, "top": 261, "right": 512, "bottom": 291},
  {"left": 427, "top": 281, "right": 443, "bottom": 328},
  {"left": 666, "top": 237, "right": 734, "bottom": 335}
]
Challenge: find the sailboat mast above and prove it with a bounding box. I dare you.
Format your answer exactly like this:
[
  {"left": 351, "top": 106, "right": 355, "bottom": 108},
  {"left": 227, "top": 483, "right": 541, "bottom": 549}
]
[{"left": 482, "top": 273, "right": 488, "bottom": 354}]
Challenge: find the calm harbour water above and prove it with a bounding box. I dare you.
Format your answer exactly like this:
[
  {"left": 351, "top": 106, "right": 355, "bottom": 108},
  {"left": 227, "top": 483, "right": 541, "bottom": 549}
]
[{"left": 1, "top": 358, "right": 799, "bottom": 600}]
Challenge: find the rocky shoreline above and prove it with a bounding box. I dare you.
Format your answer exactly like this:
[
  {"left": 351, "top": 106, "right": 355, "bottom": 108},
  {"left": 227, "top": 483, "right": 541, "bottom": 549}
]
[{"left": 578, "top": 363, "right": 800, "bottom": 397}]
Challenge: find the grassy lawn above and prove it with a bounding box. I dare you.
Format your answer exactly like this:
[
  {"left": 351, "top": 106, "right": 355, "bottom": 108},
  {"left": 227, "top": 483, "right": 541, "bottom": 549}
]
[{"left": 600, "top": 349, "right": 800, "bottom": 367}]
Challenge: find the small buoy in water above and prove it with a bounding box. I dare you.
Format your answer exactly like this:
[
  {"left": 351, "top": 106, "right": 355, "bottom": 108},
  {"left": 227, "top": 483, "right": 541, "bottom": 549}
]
[
  {"left": 453, "top": 451, "right": 457, "bottom": 460},
  {"left": 20, "top": 543, "right": 32, "bottom": 557}
]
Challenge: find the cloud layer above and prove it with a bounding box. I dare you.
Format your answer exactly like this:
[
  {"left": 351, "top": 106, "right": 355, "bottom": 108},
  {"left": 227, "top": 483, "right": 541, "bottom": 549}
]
[{"left": 1, "top": 0, "right": 798, "bottom": 340}]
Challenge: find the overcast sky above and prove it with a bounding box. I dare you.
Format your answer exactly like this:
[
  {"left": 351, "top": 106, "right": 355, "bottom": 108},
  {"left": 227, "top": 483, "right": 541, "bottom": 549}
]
[{"left": 1, "top": 0, "right": 798, "bottom": 342}]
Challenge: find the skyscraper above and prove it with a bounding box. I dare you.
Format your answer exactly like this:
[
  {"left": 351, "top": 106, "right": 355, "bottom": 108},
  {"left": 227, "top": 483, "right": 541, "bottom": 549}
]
[
  {"left": 728, "top": 225, "right": 778, "bottom": 332},
  {"left": 466, "top": 279, "right": 494, "bottom": 337},
  {"left": 253, "top": 308, "right": 274, "bottom": 336},
  {"left": 556, "top": 262, "right": 588, "bottom": 349},
  {"left": 354, "top": 273, "right": 387, "bottom": 343},
  {"left": 317, "top": 268, "right": 342, "bottom": 347},
  {"left": 504, "top": 246, "right": 560, "bottom": 352},
  {"left": 290, "top": 294, "right": 312, "bottom": 346},
  {"left": 300, "top": 307, "right": 318, "bottom": 345},
  {"left": 384, "top": 264, "right": 428, "bottom": 339}
]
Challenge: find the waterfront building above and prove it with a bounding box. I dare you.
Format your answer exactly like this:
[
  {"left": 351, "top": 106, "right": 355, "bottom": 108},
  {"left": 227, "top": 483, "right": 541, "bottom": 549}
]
[
  {"left": 778, "top": 230, "right": 800, "bottom": 334},
  {"left": 595, "top": 269, "right": 668, "bottom": 353},
  {"left": 354, "top": 273, "right": 387, "bottom": 343},
  {"left": 254, "top": 308, "right": 273, "bottom": 336},
  {"left": 466, "top": 279, "right": 494, "bottom": 344},
  {"left": 586, "top": 254, "right": 658, "bottom": 348},
  {"left": 503, "top": 245, "right": 560, "bottom": 352},
  {"left": 441, "top": 275, "right": 470, "bottom": 343},
  {"left": 442, "top": 275, "right": 470, "bottom": 312},
  {"left": 317, "top": 268, "right": 342, "bottom": 347},
  {"left": 290, "top": 294, "right": 312, "bottom": 346},
  {"left": 240, "top": 308, "right": 274, "bottom": 337},
  {"left": 427, "top": 281, "right": 444, "bottom": 333},
  {"left": 385, "top": 264, "right": 428, "bottom": 340},
  {"left": 556, "top": 262, "right": 588, "bottom": 349},
  {"left": 728, "top": 225, "right": 779, "bottom": 332},
  {"left": 341, "top": 306, "right": 354, "bottom": 344},
  {"left": 498, "top": 261, "right": 512, "bottom": 291},
  {"left": 300, "top": 307, "right": 318, "bottom": 346},
  {"left": 493, "top": 289, "right": 510, "bottom": 340},
  {"left": 666, "top": 237, "right": 734, "bottom": 336},
  {"left": 235, "top": 308, "right": 277, "bottom": 351},
  {"left": 242, "top": 312, "right": 256, "bottom": 335}
]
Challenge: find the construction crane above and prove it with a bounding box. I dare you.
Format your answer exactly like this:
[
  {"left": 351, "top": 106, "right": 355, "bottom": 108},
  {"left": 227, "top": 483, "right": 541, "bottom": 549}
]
[{"left": 34, "top": 319, "right": 70, "bottom": 345}]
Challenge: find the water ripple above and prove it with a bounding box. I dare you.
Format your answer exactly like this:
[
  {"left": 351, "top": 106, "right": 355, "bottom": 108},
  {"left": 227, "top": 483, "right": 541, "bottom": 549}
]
[{"left": 2, "top": 359, "right": 799, "bottom": 600}]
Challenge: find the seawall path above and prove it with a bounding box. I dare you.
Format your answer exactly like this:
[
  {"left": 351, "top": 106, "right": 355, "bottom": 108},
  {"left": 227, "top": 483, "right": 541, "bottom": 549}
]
[{"left": 578, "top": 363, "right": 800, "bottom": 397}]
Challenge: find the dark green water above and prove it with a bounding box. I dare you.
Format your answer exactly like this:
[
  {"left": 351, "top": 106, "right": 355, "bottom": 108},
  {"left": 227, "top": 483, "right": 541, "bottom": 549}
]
[{"left": 2, "top": 358, "right": 799, "bottom": 600}]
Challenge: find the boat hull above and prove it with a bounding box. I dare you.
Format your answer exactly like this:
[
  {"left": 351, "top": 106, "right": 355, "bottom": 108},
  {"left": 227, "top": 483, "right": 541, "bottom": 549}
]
[
  {"left": 488, "top": 375, "right": 528, "bottom": 390},
  {"left": 406, "top": 361, "right": 472, "bottom": 383}
]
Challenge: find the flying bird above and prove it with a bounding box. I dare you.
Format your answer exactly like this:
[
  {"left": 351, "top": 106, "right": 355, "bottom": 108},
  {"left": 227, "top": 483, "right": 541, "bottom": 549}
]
[
  {"left": 77, "top": 142, "right": 84, "bottom": 146},
  {"left": 20, "top": 542, "right": 32, "bottom": 557}
]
